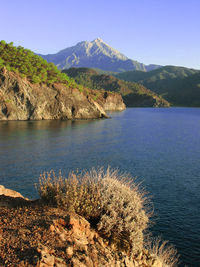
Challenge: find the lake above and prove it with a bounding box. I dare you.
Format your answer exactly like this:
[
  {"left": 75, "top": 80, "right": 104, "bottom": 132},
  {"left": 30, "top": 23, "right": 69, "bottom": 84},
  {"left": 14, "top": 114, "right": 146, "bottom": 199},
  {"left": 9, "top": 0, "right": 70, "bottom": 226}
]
[{"left": 0, "top": 108, "right": 200, "bottom": 266}]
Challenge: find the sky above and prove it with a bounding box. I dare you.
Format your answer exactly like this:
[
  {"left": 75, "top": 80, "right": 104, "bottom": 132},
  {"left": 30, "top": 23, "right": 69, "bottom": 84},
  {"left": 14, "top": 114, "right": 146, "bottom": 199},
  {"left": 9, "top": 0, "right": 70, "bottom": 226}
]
[{"left": 0, "top": 0, "right": 200, "bottom": 69}]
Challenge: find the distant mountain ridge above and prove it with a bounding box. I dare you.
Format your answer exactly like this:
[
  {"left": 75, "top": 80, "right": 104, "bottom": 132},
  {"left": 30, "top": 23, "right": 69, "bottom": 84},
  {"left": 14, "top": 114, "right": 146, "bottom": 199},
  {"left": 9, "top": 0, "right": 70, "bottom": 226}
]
[
  {"left": 116, "top": 66, "right": 200, "bottom": 106},
  {"left": 38, "top": 38, "right": 162, "bottom": 72}
]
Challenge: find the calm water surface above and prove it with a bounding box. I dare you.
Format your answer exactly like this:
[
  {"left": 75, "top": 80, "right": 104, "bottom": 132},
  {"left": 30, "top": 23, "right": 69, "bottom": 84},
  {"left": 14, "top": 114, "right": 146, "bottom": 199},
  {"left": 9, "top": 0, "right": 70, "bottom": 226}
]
[{"left": 0, "top": 108, "right": 200, "bottom": 266}]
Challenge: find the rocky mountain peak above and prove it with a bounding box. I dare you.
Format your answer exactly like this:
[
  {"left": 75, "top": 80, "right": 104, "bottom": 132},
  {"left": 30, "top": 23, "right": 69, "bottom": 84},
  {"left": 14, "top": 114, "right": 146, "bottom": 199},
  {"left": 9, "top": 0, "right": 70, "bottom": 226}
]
[
  {"left": 92, "top": 37, "right": 103, "bottom": 43},
  {"left": 39, "top": 39, "right": 161, "bottom": 72},
  {"left": 73, "top": 38, "right": 128, "bottom": 61}
]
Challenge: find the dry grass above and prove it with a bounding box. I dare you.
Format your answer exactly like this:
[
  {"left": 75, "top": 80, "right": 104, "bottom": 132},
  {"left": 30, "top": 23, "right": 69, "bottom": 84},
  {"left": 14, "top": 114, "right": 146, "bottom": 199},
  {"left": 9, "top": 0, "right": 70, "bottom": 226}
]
[
  {"left": 36, "top": 167, "right": 151, "bottom": 255},
  {"left": 147, "top": 237, "right": 179, "bottom": 267}
]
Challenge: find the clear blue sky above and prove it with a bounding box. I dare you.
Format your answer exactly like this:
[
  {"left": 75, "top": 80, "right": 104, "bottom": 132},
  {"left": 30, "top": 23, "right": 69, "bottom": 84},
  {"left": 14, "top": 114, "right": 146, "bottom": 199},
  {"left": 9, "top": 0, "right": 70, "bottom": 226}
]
[{"left": 1, "top": 0, "right": 199, "bottom": 69}]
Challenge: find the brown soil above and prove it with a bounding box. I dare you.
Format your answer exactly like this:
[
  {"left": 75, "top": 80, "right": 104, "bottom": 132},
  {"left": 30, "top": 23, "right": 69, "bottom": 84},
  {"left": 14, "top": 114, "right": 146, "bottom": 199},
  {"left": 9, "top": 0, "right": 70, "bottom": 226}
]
[{"left": 0, "top": 199, "right": 164, "bottom": 267}]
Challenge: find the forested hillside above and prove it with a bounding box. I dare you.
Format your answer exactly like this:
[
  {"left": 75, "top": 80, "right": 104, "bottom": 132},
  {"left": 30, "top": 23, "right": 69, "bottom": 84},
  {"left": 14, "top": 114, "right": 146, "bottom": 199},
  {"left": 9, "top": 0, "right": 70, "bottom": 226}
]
[
  {"left": 64, "top": 68, "right": 170, "bottom": 107},
  {"left": 116, "top": 66, "right": 200, "bottom": 106},
  {"left": 0, "top": 40, "right": 75, "bottom": 86}
]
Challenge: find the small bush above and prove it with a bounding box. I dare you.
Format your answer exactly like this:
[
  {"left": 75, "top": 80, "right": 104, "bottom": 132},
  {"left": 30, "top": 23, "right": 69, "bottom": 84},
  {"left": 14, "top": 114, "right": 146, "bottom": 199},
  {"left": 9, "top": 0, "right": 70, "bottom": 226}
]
[
  {"left": 37, "top": 168, "right": 151, "bottom": 255},
  {"left": 96, "top": 169, "right": 150, "bottom": 254},
  {"left": 37, "top": 169, "right": 102, "bottom": 219}
]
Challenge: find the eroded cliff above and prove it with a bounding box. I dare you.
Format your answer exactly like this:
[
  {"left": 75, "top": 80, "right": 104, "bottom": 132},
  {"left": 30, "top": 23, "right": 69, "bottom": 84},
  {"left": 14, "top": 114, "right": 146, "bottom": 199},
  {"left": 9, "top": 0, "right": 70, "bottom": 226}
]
[{"left": 0, "top": 68, "right": 109, "bottom": 121}]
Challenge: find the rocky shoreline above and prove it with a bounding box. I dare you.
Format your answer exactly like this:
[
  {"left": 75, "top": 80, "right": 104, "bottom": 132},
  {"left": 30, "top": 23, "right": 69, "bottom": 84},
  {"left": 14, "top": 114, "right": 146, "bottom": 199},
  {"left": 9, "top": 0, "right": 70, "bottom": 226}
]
[{"left": 0, "top": 69, "right": 125, "bottom": 121}]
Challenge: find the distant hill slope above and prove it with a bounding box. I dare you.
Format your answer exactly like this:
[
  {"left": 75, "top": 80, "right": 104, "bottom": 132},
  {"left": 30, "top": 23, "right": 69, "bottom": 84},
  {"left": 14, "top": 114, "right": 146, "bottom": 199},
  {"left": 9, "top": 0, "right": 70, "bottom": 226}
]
[
  {"left": 38, "top": 38, "right": 161, "bottom": 72},
  {"left": 63, "top": 68, "right": 170, "bottom": 107},
  {"left": 116, "top": 66, "right": 200, "bottom": 106}
]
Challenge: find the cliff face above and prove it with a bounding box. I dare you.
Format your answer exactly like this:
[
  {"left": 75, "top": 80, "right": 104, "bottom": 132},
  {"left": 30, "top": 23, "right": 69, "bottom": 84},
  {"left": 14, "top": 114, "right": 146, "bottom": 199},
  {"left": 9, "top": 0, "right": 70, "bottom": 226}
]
[
  {"left": 0, "top": 69, "right": 108, "bottom": 121},
  {"left": 100, "top": 92, "right": 126, "bottom": 111},
  {"left": 90, "top": 90, "right": 126, "bottom": 111}
]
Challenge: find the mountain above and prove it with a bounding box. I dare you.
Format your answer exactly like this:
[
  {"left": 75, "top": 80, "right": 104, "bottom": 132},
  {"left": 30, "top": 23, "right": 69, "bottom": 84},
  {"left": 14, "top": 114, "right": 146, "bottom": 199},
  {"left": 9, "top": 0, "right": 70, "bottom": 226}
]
[
  {"left": 38, "top": 38, "right": 161, "bottom": 72},
  {"left": 116, "top": 65, "right": 200, "bottom": 106},
  {"left": 0, "top": 41, "right": 126, "bottom": 120},
  {"left": 63, "top": 67, "right": 170, "bottom": 107}
]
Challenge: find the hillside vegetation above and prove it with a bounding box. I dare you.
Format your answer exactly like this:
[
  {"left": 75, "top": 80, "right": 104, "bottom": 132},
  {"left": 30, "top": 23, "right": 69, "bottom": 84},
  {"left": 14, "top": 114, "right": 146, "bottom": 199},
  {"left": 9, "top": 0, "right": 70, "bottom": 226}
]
[
  {"left": 116, "top": 66, "right": 200, "bottom": 106},
  {"left": 0, "top": 40, "right": 76, "bottom": 86},
  {"left": 63, "top": 67, "right": 170, "bottom": 107}
]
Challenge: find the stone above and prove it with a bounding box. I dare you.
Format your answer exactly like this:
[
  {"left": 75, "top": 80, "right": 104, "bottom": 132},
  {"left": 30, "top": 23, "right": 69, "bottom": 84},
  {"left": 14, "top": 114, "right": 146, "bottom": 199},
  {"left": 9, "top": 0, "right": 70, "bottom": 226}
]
[
  {"left": 49, "top": 224, "right": 55, "bottom": 232},
  {"left": 0, "top": 185, "right": 26, "bottom": 199},
  {"left": 59, "top": 232, "right": 68, "bottom": 242},
  {"left": 72, "top": 258, "right": 87, "bottom": 267},
  {"left": 37, "top": 243, "right": 55, "bottom": 267},
  {"left": 84, "top": 256, "right": 94, "bottom": 267},
  {"left": 54, "top": 257, "right": 67, "bottom": 267},
  {"left": 39, "top": 254, "right": 55, "bottom": 266}
]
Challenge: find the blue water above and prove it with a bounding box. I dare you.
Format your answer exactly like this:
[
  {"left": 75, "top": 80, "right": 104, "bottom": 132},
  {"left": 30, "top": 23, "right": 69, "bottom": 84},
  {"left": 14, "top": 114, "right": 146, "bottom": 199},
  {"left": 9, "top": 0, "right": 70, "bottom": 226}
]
[{"left": 0, "top": 108, "right": 200, "bottom": 266}]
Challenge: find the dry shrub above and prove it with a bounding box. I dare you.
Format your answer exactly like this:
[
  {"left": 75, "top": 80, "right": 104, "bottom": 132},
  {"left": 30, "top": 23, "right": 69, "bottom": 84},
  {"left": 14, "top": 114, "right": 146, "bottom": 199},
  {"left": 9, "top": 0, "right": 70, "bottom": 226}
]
[
  {"left": 147, "top": 237, "right": 179, "bottom": 267},
  {"left": 37, "top": 170, "right": 64, "bottom": 204},
  {"left": 37, "top": 168, "right": 151, "bottom": 254},
  {"left": 96, "top": 168, "right": 150, "bottom": 254},
  {"left": 37, "top": 169, "right": 102, "bottom": 219}
]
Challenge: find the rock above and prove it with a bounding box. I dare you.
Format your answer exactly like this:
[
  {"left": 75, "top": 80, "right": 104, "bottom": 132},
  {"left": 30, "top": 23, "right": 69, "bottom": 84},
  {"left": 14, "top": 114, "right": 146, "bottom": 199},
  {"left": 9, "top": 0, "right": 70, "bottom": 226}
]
[
  {"left": 54, "top": 257, "right": 67, "bottom": 267},
  {"left": 0, "top": 185, "right": 26, "bottom": 199},
  {"left": 72, "top": 258, "right": 87, "bottom": 267},
  {"left": 0, "top": 68, "right": 108, "bottom": 121},
  {"left": 37, "top": 243, "right": 55, "bottom": 267},
  {"left": 65, "top": 213, "right": 90, "bottom": 238},
  {"left": 49, "top": 224, "right": 56, "bottom": 232},
  {"left": 96, "top": 91, "right": 126, "bottom": 111},
  {"left": 0, "top": 185, "right": 30, "bottom": 207}
]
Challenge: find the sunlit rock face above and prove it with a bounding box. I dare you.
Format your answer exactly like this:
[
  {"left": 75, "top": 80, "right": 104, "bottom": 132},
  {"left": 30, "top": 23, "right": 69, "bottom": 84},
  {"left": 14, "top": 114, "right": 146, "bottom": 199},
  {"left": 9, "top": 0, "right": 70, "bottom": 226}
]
[
  {"left": 38, "top": 38, "right": 161, "bottom": 72},
  {"left": 0, "top": 68, "right": 108, "bottom": 121}
]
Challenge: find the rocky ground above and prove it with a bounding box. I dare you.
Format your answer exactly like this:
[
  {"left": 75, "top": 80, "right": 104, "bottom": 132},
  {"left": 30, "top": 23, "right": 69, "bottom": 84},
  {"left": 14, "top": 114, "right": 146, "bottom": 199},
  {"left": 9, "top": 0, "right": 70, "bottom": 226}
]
[{"left": 0, "top": 199, "right": 166, "bottom": 267}]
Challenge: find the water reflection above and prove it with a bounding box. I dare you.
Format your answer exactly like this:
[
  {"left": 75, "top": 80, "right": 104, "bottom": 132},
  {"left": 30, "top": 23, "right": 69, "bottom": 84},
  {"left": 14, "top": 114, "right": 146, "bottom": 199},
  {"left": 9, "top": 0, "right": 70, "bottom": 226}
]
[
  {"left": 0, "top": 109, "right": 200, "bottom": 266},
  {"left": 0, "top": 119, "right": 100, "bottom": 137}
]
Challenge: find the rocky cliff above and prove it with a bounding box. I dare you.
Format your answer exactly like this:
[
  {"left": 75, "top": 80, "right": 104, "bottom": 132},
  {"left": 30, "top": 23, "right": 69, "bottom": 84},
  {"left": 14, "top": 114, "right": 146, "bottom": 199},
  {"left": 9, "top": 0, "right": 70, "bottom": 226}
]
[
  {"left": 90, "top": 90, "right": 126, "bottom": 111},
  {"left": 0, "top": 68, "right": 109, "bottom": 120}
]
